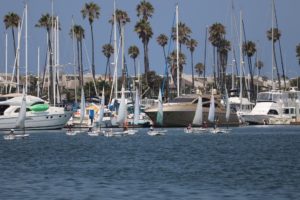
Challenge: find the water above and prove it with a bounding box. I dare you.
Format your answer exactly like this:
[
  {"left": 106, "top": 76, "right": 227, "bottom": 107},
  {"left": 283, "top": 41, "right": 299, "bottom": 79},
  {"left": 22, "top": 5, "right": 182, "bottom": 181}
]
[{"left": 1, "top": 126, "right": 300, "bottom": 200}]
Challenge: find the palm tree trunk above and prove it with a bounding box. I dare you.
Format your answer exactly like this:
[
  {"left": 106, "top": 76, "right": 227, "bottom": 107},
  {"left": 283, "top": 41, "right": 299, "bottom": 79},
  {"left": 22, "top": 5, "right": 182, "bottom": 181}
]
[
  {"left": 47, "top": 29, "right": 54, "bottom": 104},
  {"left": 191, "top": 51, "right": 194, "bottom": 89},
  {"left": 273, "top": 44, "right": 281, "bottom": 90},
  {"left": 80, "top": 40, "right": 84, "bottom": 87},
  {"left": 163, "top": 46, "right": 169, "bottom": 101},
  {"left": 104, "top": 57, "right": 109, "bottom": 82},
  {"left": 145, "top": 41, "right": 150, "bottom": 74},
  {"left": 133, "top": 58, "right": 137, "bottom": 78},
  {"left": 77, "top": 40, "right": 81, "bottom": 87},
  {"left": 248, "top": 56, "right": 255, "bottom": 100},
  {"left": 11, "top": 28, "right": 18, "bottom": 83},
  {"left": 213, "top": 47, "right": 217, "bottom": 88}
]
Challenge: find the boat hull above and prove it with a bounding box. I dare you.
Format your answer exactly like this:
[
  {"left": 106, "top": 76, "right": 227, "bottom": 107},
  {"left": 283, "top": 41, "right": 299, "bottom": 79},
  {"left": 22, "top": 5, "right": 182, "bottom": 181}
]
[
  {"left": 0, "top": 109, "right": 73, "bottom": 130},
  {"left": 145, "top": 103, "right": 239, "bottom": 127}
]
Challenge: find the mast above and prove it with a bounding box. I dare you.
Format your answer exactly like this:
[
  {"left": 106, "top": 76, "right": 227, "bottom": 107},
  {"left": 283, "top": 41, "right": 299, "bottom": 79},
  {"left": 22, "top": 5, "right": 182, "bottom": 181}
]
[
  {"left": 239, "top": 11, "right": 243, "bottom": 107},
  {"left": 25, "top": 3, "right": 28, "bottom": 93},
  {"left": 176, "top": 4, "right": 180, "bottom": 97},
  {"left": 37, "top": 47, "right": 40, "bottom": 97},
  {"left": 271, "top": 0, "right": 275, "bottom": 90},
  {"left": 71, "top": 17, "right": 77, "bottom": 104},
  {"left": 5, "top": 33, "right": 8, "bottom": 94},
  {"left": 114, "top": 0, "right": 118, "bottom": 99}
]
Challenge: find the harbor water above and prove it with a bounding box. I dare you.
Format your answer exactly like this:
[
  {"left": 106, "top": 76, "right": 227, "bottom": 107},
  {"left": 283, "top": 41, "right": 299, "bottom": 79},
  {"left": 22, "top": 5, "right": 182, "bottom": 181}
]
[{"left": 0, "top": 126, "right": 300, "bottom": 199}]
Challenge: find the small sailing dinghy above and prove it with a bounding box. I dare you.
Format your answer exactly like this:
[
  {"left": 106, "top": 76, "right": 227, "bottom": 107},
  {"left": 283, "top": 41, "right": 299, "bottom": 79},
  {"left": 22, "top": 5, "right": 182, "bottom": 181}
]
[
  {"left": 4, "top": 89, "right": 29, "bottom": 140},
  {"left": 147, "top": 88, "right": 167, "bottom": 136}
]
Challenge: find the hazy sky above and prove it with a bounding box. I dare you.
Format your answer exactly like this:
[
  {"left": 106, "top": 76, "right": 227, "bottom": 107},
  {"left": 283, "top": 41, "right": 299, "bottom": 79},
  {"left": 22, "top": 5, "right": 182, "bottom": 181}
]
[{"left": 1, "top": 0, "right": 300, "bottom": 79}]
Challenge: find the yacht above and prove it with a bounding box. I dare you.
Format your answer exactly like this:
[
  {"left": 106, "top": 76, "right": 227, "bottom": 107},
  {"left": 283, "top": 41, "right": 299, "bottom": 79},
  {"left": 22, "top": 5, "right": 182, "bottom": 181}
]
[
  {"left": 145, "top": 94, "right": 239, "bottom": 127},
  {"left": 0, "top": 94, "right": 73, "bottom": 130},
  {"left": 240, "top": 88, "right": 300, "bottom": 125}
]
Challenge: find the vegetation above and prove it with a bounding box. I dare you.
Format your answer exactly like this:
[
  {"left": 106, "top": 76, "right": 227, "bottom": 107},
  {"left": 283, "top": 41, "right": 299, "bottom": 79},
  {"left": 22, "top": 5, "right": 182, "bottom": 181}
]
[
  {"left": 102, "top": 43, "right": 114, "bottom": 82},
  {"left": 296, "top": 43, "right": 300, "bottom": 66},
  {"left": 81, "top": 2, "right": 100, "bottom": 85},
  {"left": 243, "top": 40, "right": 256, "bottom": 99},
  {"left": 186, "top": 38, "right": 198, "bottom": 89},
  {"left": 128, "top": 45, "right": 140, "bottom": 77}
]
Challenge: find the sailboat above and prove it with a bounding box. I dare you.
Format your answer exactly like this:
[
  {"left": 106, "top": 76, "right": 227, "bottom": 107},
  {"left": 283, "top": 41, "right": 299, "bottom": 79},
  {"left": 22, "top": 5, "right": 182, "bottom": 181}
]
[
  {"left": 147, "top": 88, "right": 167, "bottom": 136},
  {"left": 4, "top": 89, "right": 29, "bottom": 140},
  {"left": 208, "top": 90, "right": 229, "bottom": 134},
  {"left": 184, "top": 96, "right": 207, "bottom": 133},
  {"left": 66, "top": 88, "right": 85, "bottom": 136},
  {"left": 125, "top": 88, "right": 140, "bottom": 135}
]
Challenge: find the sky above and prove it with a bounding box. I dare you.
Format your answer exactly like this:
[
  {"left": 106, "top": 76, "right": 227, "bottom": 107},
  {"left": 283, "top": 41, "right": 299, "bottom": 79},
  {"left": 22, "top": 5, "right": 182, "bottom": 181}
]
[{"left": 1, "top": 0, "right": 300, "bottom": 79}]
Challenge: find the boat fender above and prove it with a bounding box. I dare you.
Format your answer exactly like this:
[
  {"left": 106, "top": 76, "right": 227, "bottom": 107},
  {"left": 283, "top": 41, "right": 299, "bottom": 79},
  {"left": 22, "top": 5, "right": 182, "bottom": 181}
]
[{"left": 263, "top": 119, "right": 268, "bottom": 125}]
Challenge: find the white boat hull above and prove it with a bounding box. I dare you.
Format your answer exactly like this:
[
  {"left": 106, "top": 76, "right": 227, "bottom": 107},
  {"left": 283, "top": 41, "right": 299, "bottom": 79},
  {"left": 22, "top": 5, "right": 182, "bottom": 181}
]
[{"left": 0, "top": 109, "right": 73, "bottom": 130}]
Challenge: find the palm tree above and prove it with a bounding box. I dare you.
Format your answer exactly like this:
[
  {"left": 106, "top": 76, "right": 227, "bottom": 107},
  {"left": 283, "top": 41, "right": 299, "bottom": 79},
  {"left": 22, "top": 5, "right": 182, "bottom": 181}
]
[
  {"left": 171, "top": 22, "right": 192, "bottom": 51},
  {"left": 156, "top": 34, "right": 168, "bottom": 65},
  {"left": 195, "top": 63, "right": 204, "bottom": 77},
  {"left": 136, "top": 0, "right": 154, "bottom": 21},
  {"left": 134, "top": 19, "right": 153, "bottom": 75},
  {"left": 219, "top": 39, "right": 231, "bottom": 93},
  {"left": 102, "top": 44, "right": 114, "bottom": 82},
  {"left": 209, "top": 22, "right": 226, "bottom": 88},
  {"left": 156, "top": 33, "right": 169, "bottom": 99},
  {"left": 135, "top": 0, "right": 154, "bottom": 81},
  {"left": 81, "top": 2, "right": 100, "bottom": 84},
  {"left": 267, "top": 27, "right": 281, "bottom": 89},
  {"left": 128, "top": 45, "right": 139, "bottom": 77},
  {"left": 296, "top": 43, "right": 300, "bottom": 66},
  {"left": 243, "top": 40, "right": 256, "bottom": 99},
  {"left": 36, "top": 13, "right": 56, "bottom": 103},
  {"left": 3, "top": 12, "right": 20, "bottom": 57},
  {"left": 255, "top": 60, "right": 264, "bottom": 76},
  {"left": 70, "top": 25, "right": 85, "bottom": 87},
  {"left": 186, "top": 38, "right": 198, "bottom": 89},
  {"left": 168, "top": 50, "right": 186, "bottom": 91}
]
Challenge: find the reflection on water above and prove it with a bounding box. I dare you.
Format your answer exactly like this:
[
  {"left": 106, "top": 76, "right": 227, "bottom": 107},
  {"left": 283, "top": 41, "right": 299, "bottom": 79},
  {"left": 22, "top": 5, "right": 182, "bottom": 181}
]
[{"left": 0, "top": 126, "right": 300, "bottom": 199}]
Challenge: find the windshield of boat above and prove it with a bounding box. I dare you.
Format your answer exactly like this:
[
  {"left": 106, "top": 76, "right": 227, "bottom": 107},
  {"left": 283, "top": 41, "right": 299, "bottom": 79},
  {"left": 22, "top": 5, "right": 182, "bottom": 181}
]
[
  {"left": 169, "top": 97, "right": 197, "bottom": 103},
  {"left": 257, "top": 92, "right": 284, "bottom": 102}
]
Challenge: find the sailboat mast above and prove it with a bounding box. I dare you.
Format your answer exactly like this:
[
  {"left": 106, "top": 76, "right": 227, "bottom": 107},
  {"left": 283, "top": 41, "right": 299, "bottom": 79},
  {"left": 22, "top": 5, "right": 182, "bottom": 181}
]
[
  {"left": 71, "top": 17, "right": 77, "bottom": 104},
  {"left": 121, "top": 19, "right": 125, "bottom": 86},
  {"left": 239, "top": 11, "right": 243, "bottom": 107},
  {"left": 271, "top": 0, "right": 275, "bottom": 90},
  {"left": 5, "top": 33, "right": 8, "bottom": 94},
  {"left": 25, "top": 3, "right": 28, "bottom": 93},
  {"left": 37, "top": 47, "right": 40, "bottom": 97},
  {"left": 114, "top": 0, "right": 118, "bottom": 99},
  {"left": 176, "top": 4, "right": 180, "bottom": 97}
]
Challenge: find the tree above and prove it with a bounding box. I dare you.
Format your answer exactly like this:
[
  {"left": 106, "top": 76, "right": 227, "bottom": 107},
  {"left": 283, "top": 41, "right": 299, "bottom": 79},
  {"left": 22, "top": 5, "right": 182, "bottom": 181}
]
[
  {"left": 186, "top": 38, "right": 198, "bottom": 89},
  {"left": 195, "top": 63, "right": 204, "bottom": 77},
  {"left": 36, "top": 13, "right": 57, "bottom": 103},
  {"left": 136, "top": 0, "right": 154, "bottom": 21},
  {"left": 296, "top": 43, "right": 300, "bottom": 66},
  {"left": 128, "top": 45, "right": 139, "bottom": 77},
  {"left": 255, "top": 60, "right": 264, "bottom": 76},
  {"left": 135, "top": 0, "right": 154, "bottom": 81},
  {"left": 168, "top": 50, "right": 186, "bottom": 91},
  {"left": 134, "top": 19, "right": 153, "bottom": 75},
  {"left": 3, "top": 12, "right": 20, "bottom": 57},
  {"left": 209, "top": 22, "right": 226, "bottom": 89},
  {"left": 70, "top": 25, "right": 85, "bottom": 88},
  {"left": 156, "top": 33, "right": 169, "bottom": 99},
  {"left": 102, "top": 44, "right": 114, "bottom": 82},
  {"left": 3, "top": 12, "right": 20, "bottom": 85},
  {"left": 171, "top": 22, "right": 191, "bottom": 51},
  {"left": 81, "top": 2, "right": 100, "bottom": 85},
  {"left": 267, "top": 27, "right": 282, "bottom": 89},
  {"left": 243, "top": 40, "right": 256, "bottom": 99},
  {"left": 219, "top": 39, "right": 231, "bottom": 93}
]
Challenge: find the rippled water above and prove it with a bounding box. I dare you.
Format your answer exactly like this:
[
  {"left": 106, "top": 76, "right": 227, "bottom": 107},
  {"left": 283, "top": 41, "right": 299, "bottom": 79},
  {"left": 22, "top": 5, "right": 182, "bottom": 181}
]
[{"left": 0, "top": 126, "right": 300, "bottom": 199}]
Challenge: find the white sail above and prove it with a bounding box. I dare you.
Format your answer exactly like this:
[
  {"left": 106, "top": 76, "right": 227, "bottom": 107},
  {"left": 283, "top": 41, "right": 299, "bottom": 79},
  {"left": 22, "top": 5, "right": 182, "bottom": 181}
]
[
  {"left": 156, "top": 88, "right": 163, "bottom": 126},
  {"left": 98, "top": 87, "right": 105, "bottom": 125},
  {"left": 134, "top": 88, "right": 140, "bottom": 125},
  {"left": 16, "top": 89, "right": 26, "bottom": 129},
  {"left": 225, "top": 89, "right": 230, "bottom": 122},
  {"left": 80, "top": 87, "right": 85, "bottom": 125},
  {"left": 117, "top": 87, "right": 126, "bottom": 125},
  {"left": 192, "top": 97, "right": 202, "bottom": 125},
  {"left": 208, "top": 92, "right": 215, "bottom": 122}
]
